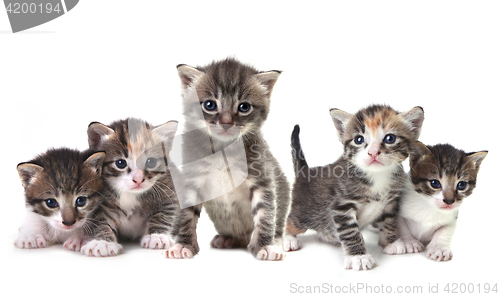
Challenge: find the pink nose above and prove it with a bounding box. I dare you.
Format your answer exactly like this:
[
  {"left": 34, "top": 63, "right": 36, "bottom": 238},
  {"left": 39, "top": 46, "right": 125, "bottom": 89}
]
[
  {"left": 368, "top": 146, "right": 380, "bottom": 157},
  {"left": 132, "top": 171, "right": 145, "bottom": 184}
]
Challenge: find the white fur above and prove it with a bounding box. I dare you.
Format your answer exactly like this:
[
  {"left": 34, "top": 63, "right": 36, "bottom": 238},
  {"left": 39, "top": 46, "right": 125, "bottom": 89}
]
[
  {"left": 396, "top": 186, "right": 459, "bottom": 261},
  {"left": 344, "top": 254, "right": 376, "bottom": 270},
  {"left": 14, "top": 208, "right": 84, "bottom": 249},
  {"left": 81, "top": 240, "right": 123, "bottom": 257}
]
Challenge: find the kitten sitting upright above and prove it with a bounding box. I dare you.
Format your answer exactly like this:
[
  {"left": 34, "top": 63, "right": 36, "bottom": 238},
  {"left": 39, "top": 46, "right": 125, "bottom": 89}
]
[
  {"left": 82, "top": 118, "right": 181, "bottom": 257},
  {"left": 285, "top": 105, "right": 424, "bottom": 270},
  {"left": 386, "top": 142, "right": 487, "bottom": 261},
  {"left": 168, "top": 58, "right": 290, "bottom": 260},
  {"left": 15, "top": 148, "right": 106, "bottom": 250}
]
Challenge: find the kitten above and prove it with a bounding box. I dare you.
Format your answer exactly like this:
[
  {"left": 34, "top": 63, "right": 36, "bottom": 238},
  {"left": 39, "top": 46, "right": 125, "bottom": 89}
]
[
  {"left": 82, "top": 118, "right": 181, "bottom": 257},
  {"left": 285, "top": 105, "right": 424, "bottom": 270},
  {"left": 168, "top": 58, "right": 290, "bottom": 260},
  {"left": 15, "top": 148, "right": 105, "bottom": 250},
  {"left": 386, "top": 142, "right": 487, "bottom": 261}
]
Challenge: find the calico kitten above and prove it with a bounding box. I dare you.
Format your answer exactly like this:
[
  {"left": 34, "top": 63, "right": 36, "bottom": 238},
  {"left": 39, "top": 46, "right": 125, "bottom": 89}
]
[
  {"left": 386, "top": 142, "right": 487, "bottom": 261},
  {"left": 168, "top": 58, "right": 290, "bottom": 260},
  {"left": 15, "top": 148, "right": 105, "bottom": 250},
  {"left": 285, "top": 105, "right": 424, "bottom": 270},
  {"left": 81, "top": 118, "right": 181, "bottom": 257}
]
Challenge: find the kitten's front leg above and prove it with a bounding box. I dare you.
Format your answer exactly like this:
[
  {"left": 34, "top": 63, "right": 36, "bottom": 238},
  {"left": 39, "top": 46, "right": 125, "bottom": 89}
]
[
  {"left": 164, "top": 205, "right": 201, "bottom": 259},
  {"left": 332, "top": 205, "right": 376, "bottom": 270},
  {"left": 14, "top": 214, "right": 49, "bottom": 249},
  {"left": 248, "top": 188, "right": 285, "bottom": 261},
  {"left": 426, "top": 223, "right": 456, "bottom": 262},
  {"left": 141, "top": 204, "right": 178, "bottom": 250},
  {"left": 81, "top": 218, "right": 122, "bottom": 257},
  {"left": 384, "top": 216, "right": 423, "bottom": 255}
]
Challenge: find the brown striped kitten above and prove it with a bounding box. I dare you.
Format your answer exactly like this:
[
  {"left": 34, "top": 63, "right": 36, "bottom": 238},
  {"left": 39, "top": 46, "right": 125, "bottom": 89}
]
[
  {"left": 285, "top": 105, "right": 424, "bottom": 270},
  {"left": 169, "top": 58, "right": 290, "bottom": 260},
  {"left": 15, "top": 148, "right": 106, "bottom": 250},
  {"left": 81, "top": 118, "right": 181, "bottom": 257},
  {"left": 387, "top": 142, "right": 487, "bottom": 261}
]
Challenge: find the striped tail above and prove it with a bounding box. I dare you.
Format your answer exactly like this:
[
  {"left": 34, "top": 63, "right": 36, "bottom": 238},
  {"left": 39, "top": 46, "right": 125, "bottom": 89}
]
[{"left": 291, "top": 125, "right": 308, "bottom": 177}]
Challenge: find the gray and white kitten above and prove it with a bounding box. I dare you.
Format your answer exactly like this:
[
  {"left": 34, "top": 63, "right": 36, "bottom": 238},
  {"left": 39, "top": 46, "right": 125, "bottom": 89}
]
[
  {"left": 167, "top": 58, "right": 290, "bottom": 260},
  {"left": 80, "top": 118, "right": 180, "bottom": 257},
  {"left": 15, "top": 148, "right": 105, "bottom": 250},
  {"left": 386, "top": 142, "right": 487, "bottom": 261},
  {"left": 285, "top": 105, "right": 424, "bottom": 270}
]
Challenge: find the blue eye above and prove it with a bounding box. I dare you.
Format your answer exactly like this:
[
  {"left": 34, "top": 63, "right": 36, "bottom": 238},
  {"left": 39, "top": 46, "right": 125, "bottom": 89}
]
[
  {"left": 203, "top": 100, "right": 217, "bottom": 111},
  {"left": 45, "top": 199, "right": 59, "bottom": 208},
  {"left": 146, "top": 158, "right": 157, "bottom": 169},
  {"left": 457, "top": 181, "right": 467, "bottom": 191},
  {"left": 384, "top": 134, "right": 396, "bottom": 144},
  {"left": 115, "top": 159, "right": 127, "bottom": 169},
  {"left": 75, "top": 196, "right": 87, "bottom": 207},
  {"left": 238, "top": 103, "right": 251, "bottom": 113},
  {"left": 354, "top": 136, "right": 364, "bottom": 145},
  {"left": 429, "top": 180, "right": 441, "bottom": 189}
]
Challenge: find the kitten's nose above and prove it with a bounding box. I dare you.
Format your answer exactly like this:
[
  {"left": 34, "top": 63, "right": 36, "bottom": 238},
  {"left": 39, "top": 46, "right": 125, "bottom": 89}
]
[
  {"left": 62, "top": 220, "right": 76, "bottom": 226},
  {"left": 132, "top": 170, "right": 145, "bottom": 184},
  {"left": 443, "top": 198, "right": 455, "bottom": 205},
  {"left": 443, "top": 188, "right": 455, "bottom": 205},
  {"left": 367, "top": 145, "right": 381, "bottom": 157},
  {"left": 220, "top": 111, "right": 234, "bottom": 130}
]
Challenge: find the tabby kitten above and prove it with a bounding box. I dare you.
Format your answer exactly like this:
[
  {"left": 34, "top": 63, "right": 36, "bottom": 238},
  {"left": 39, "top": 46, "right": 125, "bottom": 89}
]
[
  {"left": 168, "top": 58, "right": 290, "bottom": 260},
  {"left": 82, "top": 118, "right": 181, "bottom": 257},
  {"left": 386, "top": 142, "right": 487, "bottom": 261},
  {"left": 285, "top": 105, "right": 424, "bottom": 270},
  {"left": 15, "top": 148, "right": 105, "bottom": 250}
]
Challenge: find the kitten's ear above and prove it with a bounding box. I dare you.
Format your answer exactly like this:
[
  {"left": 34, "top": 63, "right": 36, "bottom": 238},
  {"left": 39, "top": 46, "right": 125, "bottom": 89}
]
[
  {"left": 400, "top": 106, "right": 425, "bottom": 139},
  {"left": 177, "top": 64, "right": 204, "bottom": 89},
  {"left": 466, "top": 151, "right": 488, "bottom": 171},
  {"left": 329, "top": 108, "right": 353, "bottom": 141},
  {"left": 84, "top": 152, "right": 106, "bottom": 175},
  {"left": 88, "top": 122, "right": 114, "bottom": 150},
  {"left": 255, "top": 71, "right": 281, "bottom": 94},
  {"left": 153, "top": 120, "right": 178, "bottom": 141},
  {"left": 410, "top": 141, "right": 432, "bottom": 168},
  {"left": 17, "top": 163, "right": 44, "bottom": 188}
]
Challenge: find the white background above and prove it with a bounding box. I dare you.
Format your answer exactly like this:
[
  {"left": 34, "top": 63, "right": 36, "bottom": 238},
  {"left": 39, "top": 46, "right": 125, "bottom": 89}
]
[{"left": 1, "top": 1, "right": 499, "bottom": 296}]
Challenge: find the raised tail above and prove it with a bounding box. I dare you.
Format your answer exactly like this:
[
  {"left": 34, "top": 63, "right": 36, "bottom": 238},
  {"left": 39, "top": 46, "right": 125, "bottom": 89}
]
[{"left": 291, "top": 125, "right": 309, "bottom": 177}]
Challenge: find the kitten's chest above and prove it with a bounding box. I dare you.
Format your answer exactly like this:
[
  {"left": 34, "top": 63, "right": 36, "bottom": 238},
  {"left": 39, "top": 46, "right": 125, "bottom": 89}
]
[{"left": 113, "top": 192, "right": 148, "bottom": 239}]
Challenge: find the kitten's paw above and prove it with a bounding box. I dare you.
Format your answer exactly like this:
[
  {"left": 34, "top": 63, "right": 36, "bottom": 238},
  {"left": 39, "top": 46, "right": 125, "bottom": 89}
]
[
  {"left": 427, "top": 246, "right": 453, "bottom": 262},
  {"left": 254, "top": 245, "right": 286, "bottom": 261},
  {"left": 405, "top": 240, "right": 424, "bottom": 254},
  {"left": 383, "top": 239, "right": 406, "bottom": 255},
  {"left": 163, "top": 243, "right": 195, "bottom": 259},
  {"left": 63, "top": 235, "right": 86, "bottom": 251},
  {"left": 141, "top": 233, "right": 174, "bottom": 249},
  {"left": 14, "top": 234, "right": 47, "bottom": 249},
  {"left": 81, "top": 240, "right": 123, "bottom": 257},
  {"left": 344, "top": 254, "right": 377, "bottom": 271},
  {"left": 210, "top": 235, "right": 240, "bottom": 249},
  {"left": 283, "top": 235, "right": 302, "bottom": 252}
]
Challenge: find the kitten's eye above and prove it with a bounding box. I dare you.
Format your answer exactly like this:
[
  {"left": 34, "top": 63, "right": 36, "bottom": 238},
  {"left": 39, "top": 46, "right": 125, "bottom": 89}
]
[
  {"left": 75, "top": 196, "right": 87, "bottom": 207},
  {"left": 384, "top": 134, "right": 396, "bottom": 144},
  {"left": 203, "top": 100, "right": 217, "bottom": 112},
  {"left": 429, "top": 180, "right": 441, "bottom": 189},
  {"left": 354, "top": 136, "right": 364, "bottom": 145},
  {"left": 238, "top": 103, "right": 251, "bottom": 113},
  {"left": 457, "top": 181, "right": 467, "bottom": 191},
  {"left": 115, "top": 159, "right": 127, "bottom": 169},
  {"left": 45, "top": 198, "right": 59, "bottom": 208},
  {"left": 146, "top": 158, "right": 157, "bottom": 169}
]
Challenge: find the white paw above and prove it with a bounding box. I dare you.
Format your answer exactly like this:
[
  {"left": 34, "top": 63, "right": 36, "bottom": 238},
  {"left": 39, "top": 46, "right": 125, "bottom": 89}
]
[
  {"left": 163, "top": 243, "right": 194, "bottom": 259},
  {"left": 141, "top": 233, "right": 175, "bottom": 249},
  {"left": 255, "top": 245, "right": 286, "bottom": 261},
  {"left": 427, "top": 246, "right": 453, "bottom": 262},
  {"left": 81, "top": 240, "right": 123, "bottom": 257},
  {"left": 405, "top": 240, "right": 424, "bottom": 254},
  {"left": 63, "top": 235, "right": 86, "bottom": 251},
  {"left": 283, "top": 235, "right": 302, "bottom": 252},
  {"left": 344, "top": 254, "right": 377, "bottom": 270},
  {"left": 14, "top": 234, "right": 47, "bottom": 249},
  {"left": 383, "top": 239, "right": 406, "bottom": 255}
]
